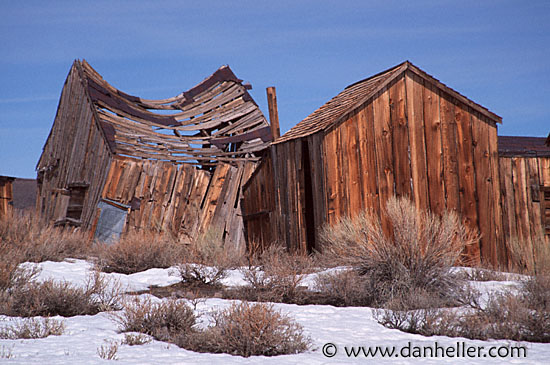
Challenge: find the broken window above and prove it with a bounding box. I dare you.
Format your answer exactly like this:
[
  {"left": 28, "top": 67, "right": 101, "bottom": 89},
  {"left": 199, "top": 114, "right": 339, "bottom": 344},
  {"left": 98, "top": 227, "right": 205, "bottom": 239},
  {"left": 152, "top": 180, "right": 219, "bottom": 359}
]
[{"left": 94, "top": 199, "right": 129, "bottom": 244}]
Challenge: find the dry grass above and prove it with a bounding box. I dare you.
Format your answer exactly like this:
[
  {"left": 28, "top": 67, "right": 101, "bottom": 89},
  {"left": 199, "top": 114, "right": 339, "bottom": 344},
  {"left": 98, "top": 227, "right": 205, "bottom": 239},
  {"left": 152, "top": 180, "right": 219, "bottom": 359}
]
[
  {"left": 197, "top": 301, "right": 310, "bottom": 357},
  {"left": 376, "top": 272, "right": 550, "bottom": 343},
  {"left": 95, "top": 230, "right": 185, "bottom": 274},
  {"left": 97, "top": 340, "right": 119, "bottom": 360},
  {"left": 507, "top": 235, "right": 550, "bottom": 275},
  {"left": 0, "top": 210, "right": 91, "bottom": 292},
  {"left": 176, "top": 230, "right": 243, "bottom": 286},
  {"left": 0, "top": 268, "right": 121, "bottom": 317},
  {"left": 456, "top": 267, "right": 509, "bottom": 282},
  {"left": 319, "top": 196, "right": 478, "bottom": 309},
  {"left": 0, "top": 210, "right": 91, "bottom": 265},
  {"left": 238, "top": 245, "right": 313, "bottom": 303},
  {"left": 0, "top": 318, "right": 65, "bottom": 339}
]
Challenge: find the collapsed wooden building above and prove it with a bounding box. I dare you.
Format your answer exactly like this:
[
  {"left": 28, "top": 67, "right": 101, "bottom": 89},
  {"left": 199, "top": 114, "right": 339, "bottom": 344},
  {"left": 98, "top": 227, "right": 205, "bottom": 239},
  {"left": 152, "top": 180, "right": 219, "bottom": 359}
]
[
  {"left": 37, "top": 59, "right": 549, "bottom": 267},
  {"left": 37, "top": 60, "right": 271, "bottom": 249},
  {"left": 242, "top": 61, "right": 550, "bottom": 266}
]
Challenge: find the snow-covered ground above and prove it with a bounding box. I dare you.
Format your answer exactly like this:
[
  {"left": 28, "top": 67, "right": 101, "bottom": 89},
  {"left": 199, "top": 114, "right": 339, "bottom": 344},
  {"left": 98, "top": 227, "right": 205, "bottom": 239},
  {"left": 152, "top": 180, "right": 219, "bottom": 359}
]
[{"left": 1, "top": 259, "right": 549, "bottom": 364}]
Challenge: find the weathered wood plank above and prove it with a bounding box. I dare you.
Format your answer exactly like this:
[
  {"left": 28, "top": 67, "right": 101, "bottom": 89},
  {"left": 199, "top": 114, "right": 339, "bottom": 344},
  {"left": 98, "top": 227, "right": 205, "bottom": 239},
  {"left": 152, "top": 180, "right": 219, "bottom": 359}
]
[
  {"left": 440, "top": 95, "right": 460, "bottom": 213},
  {"left": 455, "top": 104, "right": 480, "bottom": 263},
  {"left": 422, "top": 82, "right": 446, "bottom": 215},
  {"left": 372, "top": 87, "right": 394, "bottom": 224},
  {"left": 390, "top": 75, "right": 412, "bottom": 198},
  {"left": 405, "top": 72, "right": 429, "bottom": 212}
]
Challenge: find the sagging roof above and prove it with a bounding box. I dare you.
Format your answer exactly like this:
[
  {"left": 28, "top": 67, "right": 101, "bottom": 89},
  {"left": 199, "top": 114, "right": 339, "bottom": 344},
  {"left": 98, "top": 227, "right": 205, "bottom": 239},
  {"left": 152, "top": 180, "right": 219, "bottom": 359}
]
[
  {"left": 498, "top": 136, "right": 550, "bottom": 157},
  {"left": 77, "top": 60, "right": 271, "bottom": 165},
  {"left": 275, "top": 61, "right": 502, "bottom": 144}
]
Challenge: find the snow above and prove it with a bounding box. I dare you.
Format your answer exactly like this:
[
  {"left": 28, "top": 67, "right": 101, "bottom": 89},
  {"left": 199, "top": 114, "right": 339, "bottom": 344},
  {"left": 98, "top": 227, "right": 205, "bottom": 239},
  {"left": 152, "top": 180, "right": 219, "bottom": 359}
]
[{"left": 2, "top": 259, "right": 549, "bottom": 364}]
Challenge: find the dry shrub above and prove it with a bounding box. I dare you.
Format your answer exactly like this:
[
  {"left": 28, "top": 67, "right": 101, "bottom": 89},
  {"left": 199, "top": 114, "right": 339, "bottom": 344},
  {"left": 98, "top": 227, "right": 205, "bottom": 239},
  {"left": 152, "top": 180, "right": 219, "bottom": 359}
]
[
  {"left": 507, "top": 235, "right": 550, "bottom": 275},
  {"left": 377, "top": 273, "right": 550, "bottom": 343},
  {"left": 0, "top": 210, "right": 91, "bottom": 265},
  {"left": 114, "top": 298, "right": 310, "bottom": 357},
  {"left": 313, "top": 269, "right": 376, "bottom": 307},
  {"left": 176, "top": 230, "right": 242, "bottom": 286},
  {"left": 0, "top": 318, "right": 65, "bottom": 339},
  {"left": 457, "top": 267, "right": 509, "bottom": 282},
  {"left": 114, "top": 297, "right": 196, "bottom": 342},
  {"left": 97, "top": 340, "right": 119, "bottom": 360},
  {"left": 0, "top": 269, "right": 121, "bottom": 317},
  {"left": 239, "top": 245, "right": 313, "bottom": 303},
  {"left": 122, "top": 333, "right": 152, "bottom": 346},
  {"left": 96, "top": 230, "right": 184, "bottom": 274},
  {"left": 196, "top": 302, "right": 310, "bottom": 357},
  {"left": 320, "top": 196, "right": 478, "bottom": 309}
]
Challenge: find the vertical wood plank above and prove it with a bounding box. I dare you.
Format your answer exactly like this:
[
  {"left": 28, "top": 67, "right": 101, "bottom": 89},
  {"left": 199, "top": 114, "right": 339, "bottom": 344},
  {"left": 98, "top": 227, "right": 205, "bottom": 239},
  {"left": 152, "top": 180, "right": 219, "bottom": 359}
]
[
  {"left": 405, "top": 72, "right": 429, "bottom": 212},
  {"left": 390, "top": 75, "right": 412, "bottom": 198},
  {"left": 440, "top": 95, "right": 460, "bottom": 213},
  {"left": 372, "top": 87, "right": 394, "bottom": 223},
  {"left": 422, "top": 82, "right": 446, "bottom": 215},
  {"left": 357, "top": 104, "right": 380, "bottom": 215},
  {"left": 455, "top": 104, "right": 480, "bottom": 263}
]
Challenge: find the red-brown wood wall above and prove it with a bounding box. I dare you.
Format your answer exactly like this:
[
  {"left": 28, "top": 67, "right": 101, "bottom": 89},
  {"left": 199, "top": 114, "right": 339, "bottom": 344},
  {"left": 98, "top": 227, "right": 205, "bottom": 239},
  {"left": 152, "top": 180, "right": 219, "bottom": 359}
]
[{"left": 243, "top": 70, "right": 508, "bottom": 265}]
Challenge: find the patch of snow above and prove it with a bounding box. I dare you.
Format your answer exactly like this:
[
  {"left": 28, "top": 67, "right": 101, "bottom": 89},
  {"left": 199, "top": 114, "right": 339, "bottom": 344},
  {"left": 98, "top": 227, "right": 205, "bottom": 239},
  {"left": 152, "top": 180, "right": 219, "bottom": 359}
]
[{"left": 3, "top": 260, "right": 547, "bottom": 364}]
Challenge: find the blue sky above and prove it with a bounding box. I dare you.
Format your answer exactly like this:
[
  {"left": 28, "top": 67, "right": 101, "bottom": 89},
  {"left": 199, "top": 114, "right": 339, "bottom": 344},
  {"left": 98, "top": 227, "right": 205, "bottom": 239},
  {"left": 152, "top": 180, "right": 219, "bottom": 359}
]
[{"left": 1, "top": 1, "right": 549, "bottom": 178}]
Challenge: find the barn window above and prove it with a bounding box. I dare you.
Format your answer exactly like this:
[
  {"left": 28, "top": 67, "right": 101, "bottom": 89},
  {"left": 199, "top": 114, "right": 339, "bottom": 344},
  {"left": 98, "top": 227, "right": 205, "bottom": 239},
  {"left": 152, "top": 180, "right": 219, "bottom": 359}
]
[
  {"left": 542, "top": 186, "right": 550, "bottom": 236},
  {"left": 67, "top": 183, "right": 88, "bottom": 221}
]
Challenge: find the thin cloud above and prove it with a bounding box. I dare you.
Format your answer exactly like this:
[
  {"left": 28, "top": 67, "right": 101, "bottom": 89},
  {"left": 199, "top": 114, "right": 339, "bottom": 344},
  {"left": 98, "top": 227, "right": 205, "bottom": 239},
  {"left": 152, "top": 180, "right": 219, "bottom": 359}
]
[{"left": 0, "top": 95, "right": 58, "bottom": 104}]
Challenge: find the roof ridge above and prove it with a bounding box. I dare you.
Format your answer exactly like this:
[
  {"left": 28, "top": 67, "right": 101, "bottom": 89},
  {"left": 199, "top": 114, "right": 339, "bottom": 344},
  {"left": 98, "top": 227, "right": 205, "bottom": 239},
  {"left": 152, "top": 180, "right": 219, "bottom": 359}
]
[{"left": 275, "top": 61, "right": 502, "bottom": 144}]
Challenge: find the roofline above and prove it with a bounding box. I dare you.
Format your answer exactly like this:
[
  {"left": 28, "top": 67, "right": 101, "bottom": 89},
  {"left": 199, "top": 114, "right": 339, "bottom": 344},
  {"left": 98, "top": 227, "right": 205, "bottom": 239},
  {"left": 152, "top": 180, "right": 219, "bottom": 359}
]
[
  {"left": 76, "top": 60, "right": 117, "bottom": 154},
  {"left": 404, "top": 61, "right": 502, "bottom": 123},
  {"left": 340, "top": 61, "right": 502, "bottom": 126},
  {"left": 275, "top": 61, "right": 502, "bottom": 145}
]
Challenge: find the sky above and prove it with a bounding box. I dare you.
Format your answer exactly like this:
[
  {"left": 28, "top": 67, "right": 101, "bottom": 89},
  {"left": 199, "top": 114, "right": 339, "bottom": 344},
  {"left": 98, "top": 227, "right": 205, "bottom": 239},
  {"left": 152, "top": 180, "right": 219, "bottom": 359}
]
[{"left": 1, "top": 0, "right": 549, "bottom": 178}]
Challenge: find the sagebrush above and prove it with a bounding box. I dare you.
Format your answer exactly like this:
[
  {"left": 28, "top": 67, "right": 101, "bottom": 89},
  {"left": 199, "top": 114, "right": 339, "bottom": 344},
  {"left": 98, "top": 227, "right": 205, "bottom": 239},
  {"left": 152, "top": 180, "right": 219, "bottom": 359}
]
[
  {"left": 0, "top": 268, "right": 121, "bottom": 317},
  {"left": 176, "top": 230, "right": 242, "bottom": 286},
  {"left": 197, "top": 301, "right": 310, "bottom": 357},
  {"left": 376, "top": 272, "right": 550, "bottom": 343},
  {"left": 319, "top": 196, "right": 478, "bottom": 309},
  {"left": 95, "top": 230, "right": 185, "bottom": 274},
  {"left": 239, "top": 245, "right": 313, "bottom": 303},
  {"left": 114, "top": 298, "right": 310, "bottom": 357},
  {"left": 0, "top": 318, "right": 65, "bottom": 339}
]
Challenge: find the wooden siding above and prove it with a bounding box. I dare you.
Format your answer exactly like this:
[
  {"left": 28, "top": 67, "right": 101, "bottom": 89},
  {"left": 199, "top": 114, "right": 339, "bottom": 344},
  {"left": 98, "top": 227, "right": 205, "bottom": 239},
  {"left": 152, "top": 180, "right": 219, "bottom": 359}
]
[
  {"left": 499, "top": 157, "right": 550, "bottom": 253},
  {"left": 36, "top": 63, "right": 112, "bottom": 230},
  {"left": 243, "top": 70, "right": 505, "bottom": 265},
  {"left": 0, "top": 178, "right": 14, "bottom": 219},
  {"left": 99, "top": 157, "right": 255, "bottom": 251},
  {"left": 242, "top": 153, "right": 276, "bottom": 251}
]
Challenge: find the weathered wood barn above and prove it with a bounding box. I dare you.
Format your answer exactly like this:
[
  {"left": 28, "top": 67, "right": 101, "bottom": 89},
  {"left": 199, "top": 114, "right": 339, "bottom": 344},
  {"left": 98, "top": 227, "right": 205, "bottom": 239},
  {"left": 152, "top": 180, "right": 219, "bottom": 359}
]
[
  {"left": 37, "top": 60, "right": 271, "bottom": 249},
  {"left": 242, "top": 61, "right": 549, "bottom": 266},
  {"left": 498, "top": 136, "right": 550, "bottom": 249}
]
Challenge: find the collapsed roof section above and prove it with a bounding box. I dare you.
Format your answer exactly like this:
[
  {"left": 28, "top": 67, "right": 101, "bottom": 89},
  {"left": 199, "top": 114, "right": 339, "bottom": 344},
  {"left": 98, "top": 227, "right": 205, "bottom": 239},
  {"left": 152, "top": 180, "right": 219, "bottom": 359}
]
[{"left": 78, "top": 60, "right": 272, "bottom": 166}]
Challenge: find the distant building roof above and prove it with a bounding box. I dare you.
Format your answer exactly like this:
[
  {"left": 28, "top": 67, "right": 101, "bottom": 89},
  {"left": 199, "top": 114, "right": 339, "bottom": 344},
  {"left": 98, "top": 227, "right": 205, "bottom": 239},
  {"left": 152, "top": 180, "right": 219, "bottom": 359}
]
[{"left": 498, "top": 136, "right": 550, "bottom": 157}]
